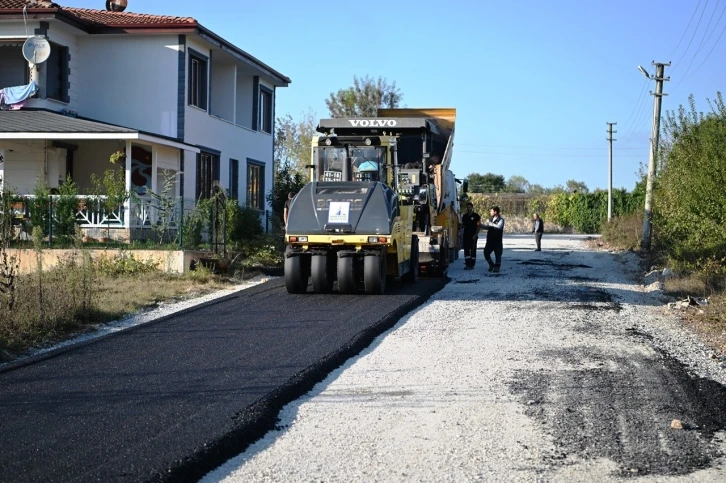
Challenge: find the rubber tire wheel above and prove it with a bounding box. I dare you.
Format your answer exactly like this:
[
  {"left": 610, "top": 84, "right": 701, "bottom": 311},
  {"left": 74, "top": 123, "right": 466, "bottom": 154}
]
[
  {"left": 285, "top": 255, "right": 308, "bottom": 294},
  {"left": 337, "top": 256, "right": 357, "bottom": 294},
  {"left": 311, "top": 254, "right": 334, "bottom": 293},
  {"left": 364, "top": 253, "right": 386, "bottom": 295},
  {"left": 403, "top": 243, "right": 419, "bottom": 282}
]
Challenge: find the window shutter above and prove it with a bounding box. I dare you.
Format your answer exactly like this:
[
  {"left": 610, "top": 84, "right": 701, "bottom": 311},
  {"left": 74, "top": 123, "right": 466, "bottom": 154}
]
[
  {"left": 61, "top": 47, "right": 70, "bottom": 103},
  {"left": 252, "top": 76, "right": 259, "bottom": 131},
  {"left": 195, "top": 153, "right": 202, "bottom": 200}
]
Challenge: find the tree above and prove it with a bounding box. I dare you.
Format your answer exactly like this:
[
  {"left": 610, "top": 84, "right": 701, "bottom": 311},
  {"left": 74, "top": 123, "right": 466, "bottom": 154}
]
[
  {"left": 566, "top": 179, "right": 589, "bottom": 194},
  {"left": 267, "top": 161, "right": 306, "bottom": 230},
  {"left": 466, "top": 173, "right": 506, "bottom": 193},
  {"left": 274, "top": 109, "right": 318, "bottom": 174},
  {"left": 505, "top": 175, "right": 530, "bottom": 193},
  {"left": 325, "top": 75, "right": 403, "bottom": 118},
  {"left": 529, "top": 184, "right": 547, "bottom": 195}
]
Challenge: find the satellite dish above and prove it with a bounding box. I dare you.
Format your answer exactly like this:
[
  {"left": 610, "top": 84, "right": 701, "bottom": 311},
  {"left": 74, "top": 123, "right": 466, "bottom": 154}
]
[
  {"left": 106, "top": 0, "right": 128, "bottom": 12},
  {"left": 22, "top": 36, "right": 51, "bottom": 65}
]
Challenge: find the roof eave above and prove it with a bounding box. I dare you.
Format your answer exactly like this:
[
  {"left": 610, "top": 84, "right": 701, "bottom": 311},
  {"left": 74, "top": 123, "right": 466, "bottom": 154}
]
[{"left": 195, "top": 25, "right": 291, "bottom": 87}]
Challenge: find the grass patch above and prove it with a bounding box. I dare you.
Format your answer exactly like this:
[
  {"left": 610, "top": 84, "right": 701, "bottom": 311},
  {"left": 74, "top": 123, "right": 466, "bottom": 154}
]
[
  {"left": 663, "top": 273, "right": 709, "bottom": 298},
  {"left": 600, "top": 212, "right": 643, "bottom": 251},
  {"left": 0, "top": 252, "right": 234, "bottom": 361}
]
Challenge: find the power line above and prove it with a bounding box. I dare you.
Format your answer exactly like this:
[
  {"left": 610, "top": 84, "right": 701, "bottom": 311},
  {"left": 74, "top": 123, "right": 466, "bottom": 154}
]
[
  {"left": 620, "top": 79, "right": 649, "bottom": 133},
  {"left": 673, "top": 3, "right": 726, "bottom": 90},
  {"left": 622, "top": 92, "right": 654, "bottom": 145},
  {"left": 689, "top": 17, "right": 726, "bottom": 77},
  {"left": 676, "top": 0, "right": 723, "bottom": 82},
  {"left": 456, "top": 144, "right": 645, "bottom": 151},
  {"left": 668, "top": 0, "right": 704, "bottom": 59},
  {"left": 671, "top": 0, "right": 710, "bottom": 73},
  {"left": 458, "top": 151, "right": 646, "bottom": 159}
]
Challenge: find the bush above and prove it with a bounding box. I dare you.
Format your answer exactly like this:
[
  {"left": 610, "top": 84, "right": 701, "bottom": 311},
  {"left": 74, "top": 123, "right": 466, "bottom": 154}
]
[
  {"left": 228, "top": 203, "right": 263, "bottom": 248},
  {"left": 545, "top": 189, "right": 643, "bottom": 234},
  {"left": 54, "top": 176, "right": 80, "bottom": 244},
  {"left": 29, "top": 179, "right": 51, "bottom": 237},
  {"left": 654, "top": 93, "right": 726, "bottom": 273},
  {"left": 95, "top": 251, "right": 160, "bottom": 277}
]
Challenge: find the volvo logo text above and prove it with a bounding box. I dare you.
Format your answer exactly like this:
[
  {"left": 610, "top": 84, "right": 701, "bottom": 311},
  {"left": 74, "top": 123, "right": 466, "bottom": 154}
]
[{"left": 348, "top": 119, "right": 397, "bottom": 127}]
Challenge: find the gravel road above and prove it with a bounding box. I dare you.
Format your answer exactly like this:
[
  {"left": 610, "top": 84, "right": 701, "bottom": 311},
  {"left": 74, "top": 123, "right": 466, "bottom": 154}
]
[{"left": 202, "top": 235, "right": 726, "bottom": 482}]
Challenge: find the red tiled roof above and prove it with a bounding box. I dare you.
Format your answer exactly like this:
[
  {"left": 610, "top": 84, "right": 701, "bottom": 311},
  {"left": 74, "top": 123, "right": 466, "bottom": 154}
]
[
  {"left": 0, "top": 1, "right": 197, "bottom": 28},
  {"left": 0, "top": 0, "right": 57, "bottom": 7},
  {"left": 64, "top": 8, "right": 196, "bottom": 27}
]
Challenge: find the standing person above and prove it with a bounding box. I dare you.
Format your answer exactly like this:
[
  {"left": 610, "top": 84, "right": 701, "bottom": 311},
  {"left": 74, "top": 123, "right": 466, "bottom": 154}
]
[
  {"left": 461, "top": 201, "right": 481, "bottom": 270},
  {"left": 482, "top": 206, "right": 505, "bottom": 273},
  {"left": 283, "top": 192, "right": 294, "bottom": 228},
  {"left": 532, "top": 212, "right": 544, "bottom": 251}
]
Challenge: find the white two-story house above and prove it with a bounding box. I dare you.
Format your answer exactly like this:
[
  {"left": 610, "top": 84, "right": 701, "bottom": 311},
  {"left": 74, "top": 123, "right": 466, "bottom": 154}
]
[{"left": 0, "top": 0, "right": 290, "bottom": 239}]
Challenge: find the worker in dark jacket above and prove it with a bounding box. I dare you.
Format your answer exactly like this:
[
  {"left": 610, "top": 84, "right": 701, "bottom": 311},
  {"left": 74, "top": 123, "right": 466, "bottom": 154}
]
[
  {"left": 532, "top": 212, "right": 544, "bottom": 251},
  {"left": 482, "top": 206, "right": 505, "bottom": 273},
  {"left": 460, "top": 201, "right": 481, "bottom": 270}
]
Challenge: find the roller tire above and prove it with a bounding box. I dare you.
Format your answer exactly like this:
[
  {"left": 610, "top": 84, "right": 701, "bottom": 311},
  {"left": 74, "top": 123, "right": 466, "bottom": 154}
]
[
  {"left": 403, "top": 242, "right": 419, "bottom": 283},
  {"left": 284, "top": 255, "right": 308, "bottom": 294},
  {"left": 311, "top": 254, "right": 334, "bottom": 293},
  {"left": 337, "top": 256, "right": 357, "bottom": 294},
  {"left": 364, "top": 253, "right": 386, "bottom": 295}
]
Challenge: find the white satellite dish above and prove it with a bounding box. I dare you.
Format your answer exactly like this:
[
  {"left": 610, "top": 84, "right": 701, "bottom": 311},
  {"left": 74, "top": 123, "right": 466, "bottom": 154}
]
[{"left": 22, "top": 36, "right": 51, "bottom": 65}]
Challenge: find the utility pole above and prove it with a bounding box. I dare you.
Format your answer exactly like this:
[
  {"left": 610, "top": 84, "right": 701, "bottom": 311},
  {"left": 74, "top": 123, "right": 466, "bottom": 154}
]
[
  {"left": 606, "top": 122, "right": 617, "bottom": 222},
  {"left": 638, "top": 61, "right": 670, "bottom": 251}
]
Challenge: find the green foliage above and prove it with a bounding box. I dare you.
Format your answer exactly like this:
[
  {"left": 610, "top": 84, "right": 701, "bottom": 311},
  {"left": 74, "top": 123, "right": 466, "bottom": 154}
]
[
  {"left": 545, "top": 189, "right": 643, "bottom": 234},
  {"left": 565, "top": 179, "right": 589, "bottom": 194},
  {"left": 181, "top": 198, "right": 210, "bottom": 250},
  {"left": 147, "top": 170, "right": 180, "bottom": 245},
  {"left": 654, "top": 92, "right": 726, "bottom": 275},
  {"left": 466, "top": 173, "right": 506, "bottom": 193},
  {"left": 0, "top": 183, "right": 20, "bottom": 313},
  {"left": 95, "top": 251, "right": 160, "bottom": 277},
  {"left": 266, "top": 161, "right": 306, "bottom": 231},
  {"left": 236, "top": 235, "right": 284, "bottom": 268},
  {"left": 54, "top": 176, "right": 79, "bottom": 244},
  {"left": 275, "top": 110, "right": 318, "bottom": 174},
  {"left": 30, "top": 178, "right": 51, "bottom": 237},
  {"left": 227, "top": 203, "right": 263, "bottom": 248},
  {"left": 504, "top": 175, "right": 530, "bottom": 193},
  {"left": 601, "top": 212, "right": 644, "bottom": 251},
  {"left": 326, "top": 75, "right": 403, "bottom": 117},
  {"left": 90, "top": 167, "right": 135, "bottom": 221}
]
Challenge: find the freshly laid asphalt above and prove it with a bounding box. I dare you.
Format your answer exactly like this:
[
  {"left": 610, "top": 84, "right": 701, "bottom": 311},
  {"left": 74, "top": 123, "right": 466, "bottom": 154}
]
[{"left": 0, "top": 276, "right": 447, "bottom": 483}]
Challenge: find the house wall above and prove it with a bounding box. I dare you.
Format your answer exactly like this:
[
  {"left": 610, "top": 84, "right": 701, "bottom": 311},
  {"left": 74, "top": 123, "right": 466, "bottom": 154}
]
[
  {"left": 235, "top": 75, "right": 254, "bottom": 129},
  {"left": 0, "top": 140, "right": 62, "bottom": 194},
  {"left": 210, "top": 62, "right": 235, "bottom": 123},
  {"left": 72, "top": 140, "right": 119, "bottom": 193},
  {"left": 43, "top": 21, "right": 80, "bottom": 111},
  {"left": 0, "top": 20, "right": 80, "bottom": 111},
  {"left": 155, "top": 145, "right": 180, "bottom": 197},
  {"left": 184, "top": 38, "right": 275, "bottom": 212},
  {"left": 76, "top": 35, "right": 180, "bottom": 137}
]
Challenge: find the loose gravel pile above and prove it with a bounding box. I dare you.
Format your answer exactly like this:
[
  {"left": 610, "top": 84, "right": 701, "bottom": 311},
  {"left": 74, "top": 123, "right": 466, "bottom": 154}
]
[{"left": 202, "top": 235, "right": 726, "bottom": 482}]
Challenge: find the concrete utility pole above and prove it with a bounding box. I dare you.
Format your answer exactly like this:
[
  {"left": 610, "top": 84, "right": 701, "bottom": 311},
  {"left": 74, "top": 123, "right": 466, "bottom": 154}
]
[
  {"left": 638, "top": 61, "right": 670, "bottom": 251},
  {"left": 606, "top": 122, "right": 617, "bottom": 222}
]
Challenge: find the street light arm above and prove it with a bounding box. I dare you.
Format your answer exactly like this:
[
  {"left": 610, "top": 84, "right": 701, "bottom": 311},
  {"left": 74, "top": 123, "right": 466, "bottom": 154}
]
[{"left": 638, "top": 65, "right": 651, "bottom": 79}]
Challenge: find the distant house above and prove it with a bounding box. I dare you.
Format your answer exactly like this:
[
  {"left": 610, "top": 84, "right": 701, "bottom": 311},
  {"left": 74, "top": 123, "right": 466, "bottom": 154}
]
[{"left": 0, "top": 0, "right": 290, "bottom": 239}]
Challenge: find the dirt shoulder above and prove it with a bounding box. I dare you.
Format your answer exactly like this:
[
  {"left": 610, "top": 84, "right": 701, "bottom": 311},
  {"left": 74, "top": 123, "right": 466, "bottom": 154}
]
[{"left": 585, "top": 237, "right": 726, "bottom": 356}]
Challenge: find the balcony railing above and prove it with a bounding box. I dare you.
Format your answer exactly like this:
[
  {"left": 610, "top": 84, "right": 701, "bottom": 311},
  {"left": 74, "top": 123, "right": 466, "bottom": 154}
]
[{"left": 12, "top": 195, "right": 181, "bottom": 229}]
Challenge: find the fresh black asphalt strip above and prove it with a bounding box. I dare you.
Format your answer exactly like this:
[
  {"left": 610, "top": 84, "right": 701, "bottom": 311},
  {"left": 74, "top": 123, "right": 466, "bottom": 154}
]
[{"left": 0, "top": 276, "right": 447, "bottom": 483}]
